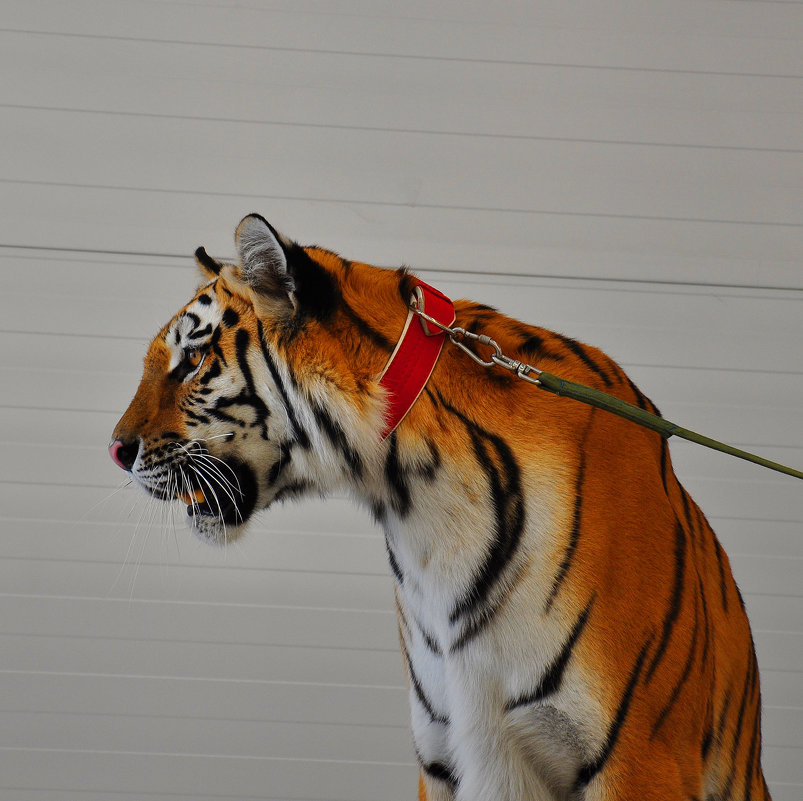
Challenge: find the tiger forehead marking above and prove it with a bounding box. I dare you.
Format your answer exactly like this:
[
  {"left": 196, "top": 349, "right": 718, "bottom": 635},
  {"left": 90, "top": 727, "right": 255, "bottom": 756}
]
[
  {"left": 164, "top": 288, "right": 221, "bottom": 372},
  {"left": 111, "top": 214, "right": 770, "bottom": 801}
]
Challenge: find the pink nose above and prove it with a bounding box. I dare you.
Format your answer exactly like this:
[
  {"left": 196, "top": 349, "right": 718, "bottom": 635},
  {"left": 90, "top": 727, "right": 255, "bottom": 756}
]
[{"left": 109, "top": 439, "right": 139, "bottom": 471}]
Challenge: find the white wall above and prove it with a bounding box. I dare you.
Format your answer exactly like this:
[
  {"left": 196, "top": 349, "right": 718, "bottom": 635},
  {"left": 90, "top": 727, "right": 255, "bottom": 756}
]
[{"left": 0, "top": 1, "right": 800, "bottom": 799}]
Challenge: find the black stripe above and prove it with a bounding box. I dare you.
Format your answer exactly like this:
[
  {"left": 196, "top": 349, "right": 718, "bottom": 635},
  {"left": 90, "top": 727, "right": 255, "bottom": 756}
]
[
  {"left": 644, "top": 395, "right": 662, "bottom": 418},
  {"left": 749, "top": 648, "right": 759, "bottom": 703},
  {"left": 693, "top": 502, "right": 712, "bottom": 562},
  {"left": 221, "top": 307, "right": 239, "bottom": 327},
  {"left": 266, "top": 441, "right": 294, "bottom": 485},
  {"left": 651, "top": 592, "right": 700, "bottom": 738},
  {"left": 645, "top": 520, "right": 687, "bottom": 683},
  {"left": 743, "top": 707, "right": 762, "bottom": 801},
  {"left": 183, "top": 407, "right": 212, "bottom": 426},
  {"left": 199, "top": 359, "right": 222, "bottom": 386},
  {"left": 256, "top": 321, "right": 311, "bottom": 450},
  {"left": 553, "top": 333, "right": 614, "bottom": 388},
  {"left": 417, "top": 753, "right": 458, "bottom": 789},
  {"left": 715, "top": 687, "right": 733, "bottom": 750},
  {"left": 341, "top": 297, "right": 394, "bottom": 352},
  {"left": 312, "top": 403, "right": 364, "bottom": 479},
  {"left": 208, "top": 323, "right": 226, "bottom": 366},
  {"left": 512, "top": 325, "right": 564, "bottom": 363},
  {"left": 721, "top": 655, "right": 756, "bottom": 800},
  {"left": 625, "top": 374, "right": 662, "bottom": 418},
  {"left": 405, "top": 648, "right": 449, "bottom": 726},
  {"left": 679, "top": 486, "right": 695, "bottom": 535},
  {"left": 424, "top": 387, "right": 440, "bottom": 409},
  {"left": 695, "top": 572, "right": 714, "bottom": 761},
  {"left": 196, "top": 293, "right": 212, "bottom": 305},
  {"left": 370, "top": 500, "right": 387, "bottom": 525},
  {"left": 576, "top": 635, "right": 653, "bottom": 789},
  {"left": 271, "top": 479, "right": 312, "bottom": 504},
  {"left": 625, "top": 375, "right": 648, "bottom": 410},
  {"left": 518, "top": 333, "right": 547, "bottom": 359},
  {"left": 188, "top": 323, "right": 212, "bottom": 341},
  {"left": 235, "top": 329, "right": 255, "bottom": 391},
  {"left": 418, "top": 438, "right": 442, "bottom": 481},
  {"left": 385, "top": 535, "right": 403, "bottom": 584},
  {"left": 735, "top": 580, "right": 747, "bottom": 613},
  {"left": 440, "top": 398, "right": 525, "bottom": 628},
  {"left": 544, "top": 414, "right": 593, "bottom": 613},
  {"left": 506, "top": 596, "right": 594, "bottom": 711},
  {"left": 659, "top": 438, "right": 670, "bottom": 495},
  {"left": 701, "top": 726, "right": 714, "bottom": 762},
  {"left": 413, "top": 615, "right": 442, "bottom": 656},
  {"left": 286, "top": 242, "right": 341, "bottom": 323},
  {"left": 395, "top": 599, "right": 412, "bottom": 643},
  {"left": 385, "top": 432, "right": 412, "bottom": 517},
  {"left": 448, "top": 561, "right": 525, "bottom": 654}
]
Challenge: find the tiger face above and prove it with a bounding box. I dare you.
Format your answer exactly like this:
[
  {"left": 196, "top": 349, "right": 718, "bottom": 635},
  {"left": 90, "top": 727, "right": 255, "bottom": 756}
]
[{"left": 110, "top": 214, "right": 405, "bottom": 544}]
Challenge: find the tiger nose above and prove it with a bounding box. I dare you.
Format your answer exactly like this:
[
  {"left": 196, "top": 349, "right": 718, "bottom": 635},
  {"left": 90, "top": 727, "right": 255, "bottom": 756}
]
[{"left": 109, "top": 438, "right": 140, "bottom": 471}]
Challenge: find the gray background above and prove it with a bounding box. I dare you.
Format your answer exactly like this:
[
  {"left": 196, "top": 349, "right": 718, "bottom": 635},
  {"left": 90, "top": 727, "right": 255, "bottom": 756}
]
[{"left": 1, "top": 1, "right": 801, "bottom": 799}]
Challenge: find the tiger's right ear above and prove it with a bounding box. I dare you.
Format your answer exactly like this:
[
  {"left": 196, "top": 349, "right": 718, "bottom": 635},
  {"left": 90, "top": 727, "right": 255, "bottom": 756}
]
[
  {"left": 194, "top": 246, "right": 223, "bottom": 280},
  {"left": 234, "top": 214, "right": 296, "bottom": 317}
]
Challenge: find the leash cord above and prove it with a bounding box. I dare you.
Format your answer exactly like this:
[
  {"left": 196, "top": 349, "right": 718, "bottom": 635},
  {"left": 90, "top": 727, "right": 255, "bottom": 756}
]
[{"left": 410, "top": 301, "right": 803, "bottom": 481}]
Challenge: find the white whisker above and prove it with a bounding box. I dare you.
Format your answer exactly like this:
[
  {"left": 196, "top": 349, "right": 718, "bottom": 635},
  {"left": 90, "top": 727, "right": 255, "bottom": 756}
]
[
  {"left": 190, "top": 464, "right": 230, "bottom": 522},
  {"left": 189, "top": 458, "right": 242, "bottom": 507},
  {"left": 191, "top": 433, "right": 235, "bottom": 443}
]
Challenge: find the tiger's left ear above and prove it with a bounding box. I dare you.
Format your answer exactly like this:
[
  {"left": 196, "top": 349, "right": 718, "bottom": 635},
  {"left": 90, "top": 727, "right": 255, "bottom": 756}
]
[{"left": 194, "top": 246, "right": 223, "bottom": 280}]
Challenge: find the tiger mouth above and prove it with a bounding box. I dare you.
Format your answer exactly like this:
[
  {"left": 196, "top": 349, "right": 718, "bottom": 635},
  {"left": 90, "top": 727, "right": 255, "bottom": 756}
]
[{"left": 178, "top": 458, "right": 258, "bottom": 526}]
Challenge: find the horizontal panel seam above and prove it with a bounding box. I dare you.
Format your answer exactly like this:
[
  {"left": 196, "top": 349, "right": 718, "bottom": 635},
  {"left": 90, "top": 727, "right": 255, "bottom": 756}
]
[
  {"left": 3, "top": 179, "right": 801, "bottom": 228},
  {"left": 3, "top": 103, "right": 801, "bottom": 154},
  {"left": 2, "top": 27, "right": 801, "bottom": 79}
]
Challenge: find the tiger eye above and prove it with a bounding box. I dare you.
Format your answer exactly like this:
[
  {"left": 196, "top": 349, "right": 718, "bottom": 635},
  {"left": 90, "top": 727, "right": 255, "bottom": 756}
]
[{"left": 186, "top": 349, "right": 203, "bottom": 368}]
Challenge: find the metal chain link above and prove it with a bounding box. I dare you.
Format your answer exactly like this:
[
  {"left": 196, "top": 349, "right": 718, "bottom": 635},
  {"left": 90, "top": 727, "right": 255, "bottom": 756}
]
[{"left": 409, "top": 303, "right": 543, "bottom": 385}]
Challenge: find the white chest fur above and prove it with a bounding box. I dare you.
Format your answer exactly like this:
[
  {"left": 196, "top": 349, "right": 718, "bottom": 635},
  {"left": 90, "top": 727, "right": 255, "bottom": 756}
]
[{"left": 383, "top": 502, "right": 604, "bottom": 801}]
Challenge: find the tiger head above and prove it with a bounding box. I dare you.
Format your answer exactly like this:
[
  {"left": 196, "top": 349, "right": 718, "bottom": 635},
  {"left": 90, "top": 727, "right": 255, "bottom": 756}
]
[{"left": 110, "top": 214, "right": 416, "bottom": 544}]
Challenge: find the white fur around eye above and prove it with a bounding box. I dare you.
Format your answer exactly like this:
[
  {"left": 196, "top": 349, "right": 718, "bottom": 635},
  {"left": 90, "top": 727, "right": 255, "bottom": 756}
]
[
  {"left": 166, "top": 299, "right": 220, "bottom": 372},
  {"left": 167, "top": 318, "right": 193, "bottom": 372}
]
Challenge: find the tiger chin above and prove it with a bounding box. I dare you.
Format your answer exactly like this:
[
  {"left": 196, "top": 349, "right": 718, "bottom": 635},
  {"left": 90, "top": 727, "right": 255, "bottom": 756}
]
[{"left": 110, "top": 214, "right": 770, "bottom": 801}]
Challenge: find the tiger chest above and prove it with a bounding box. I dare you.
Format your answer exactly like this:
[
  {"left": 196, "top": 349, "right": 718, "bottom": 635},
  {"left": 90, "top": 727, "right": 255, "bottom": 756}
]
[{"left": 395, "top": 575, "right": 595, "bottom": 799}]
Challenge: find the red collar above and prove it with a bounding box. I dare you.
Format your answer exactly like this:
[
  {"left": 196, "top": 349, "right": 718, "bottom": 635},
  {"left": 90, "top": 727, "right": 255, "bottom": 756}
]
[{"left": 379, "top": 280, "right": 455, "bottom": 439}]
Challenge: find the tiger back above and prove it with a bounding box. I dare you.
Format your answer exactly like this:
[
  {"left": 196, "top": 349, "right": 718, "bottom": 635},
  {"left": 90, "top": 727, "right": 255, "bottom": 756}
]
[{"left": 111, "top": 214, "right": 770, "bottom": 801}]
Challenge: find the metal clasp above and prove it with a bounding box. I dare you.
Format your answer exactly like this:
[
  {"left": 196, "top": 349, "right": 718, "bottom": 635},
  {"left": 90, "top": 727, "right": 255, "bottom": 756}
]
[
  {"left": 408, "top": 300, "right": 543, "bottom": 379},
  {"left": 411, "top": 286, "right": 444, "bottom": 337},
  {"left": 448, "top": 328, "right": 501, "bottom": 368}
]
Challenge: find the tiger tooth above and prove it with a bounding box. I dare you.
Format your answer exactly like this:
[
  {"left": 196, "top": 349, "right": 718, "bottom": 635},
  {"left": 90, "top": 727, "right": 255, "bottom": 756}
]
[{"left": 179, "top": 489, "right": 206, "bottom": 505}]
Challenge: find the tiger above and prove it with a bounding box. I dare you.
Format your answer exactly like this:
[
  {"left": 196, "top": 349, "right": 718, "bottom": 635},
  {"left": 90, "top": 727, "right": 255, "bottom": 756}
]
[{"left": 110, "top": 214, "right": 770, "bottom": 801}]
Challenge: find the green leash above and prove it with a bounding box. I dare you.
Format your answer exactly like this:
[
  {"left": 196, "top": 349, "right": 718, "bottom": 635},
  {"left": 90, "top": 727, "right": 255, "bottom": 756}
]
[
  {"left": 535, "top": 371, "right": 803, "bottom": 481},
  {"left": 409, "top": 300, "right": 803, "bottom": 482}
]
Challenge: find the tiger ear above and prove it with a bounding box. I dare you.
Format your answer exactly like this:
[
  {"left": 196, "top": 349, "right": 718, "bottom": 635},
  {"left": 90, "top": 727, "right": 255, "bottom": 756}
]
[
  {"left": 194, "top": 246, "right": 223, "bottom": 280},
  {"left": 234, "top": 214, "right": 296, "bottom": 315}
]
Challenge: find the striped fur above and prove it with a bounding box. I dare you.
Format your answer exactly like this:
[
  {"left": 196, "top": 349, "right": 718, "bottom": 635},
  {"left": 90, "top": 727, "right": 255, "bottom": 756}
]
[{"left": 112, "top": 215, "right": 770, "bottom": 801}]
